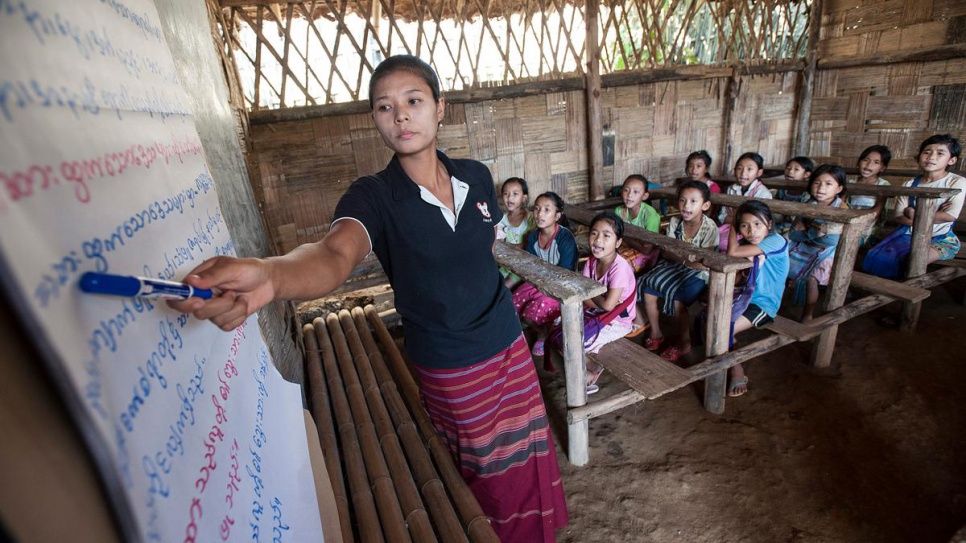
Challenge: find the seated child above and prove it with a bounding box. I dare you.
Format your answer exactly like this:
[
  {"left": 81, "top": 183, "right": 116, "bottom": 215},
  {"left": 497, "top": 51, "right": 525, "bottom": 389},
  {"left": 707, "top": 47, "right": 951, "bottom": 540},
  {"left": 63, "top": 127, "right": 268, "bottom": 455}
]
[
  {"left": 774, "top": 156, "right": 815, "bottom": 234},
  {"left": 615, "top": 174, "right": 660, "bottom": 274},
  {"left": 863, "top": 134, "right": 965, "bottom": 280},
  {"left": 550, "top": 211, "right": 637, "bottom": 394},
  {"left": 686, "top": 150, "right": 721, "bottom": 221},
  {"left": 686, "top": 150, "right": 722, "bottom": 194},
  {"left": 718, "top": 152, "right": 773, "bottom": 252},
  {"left": 512, "top": 191, "right": 577, "bottom": 358},
  {"left": 638, "top": 181, "right": 720, "bottom": 361},
  {"left": 786, "top": 164, "right": 848, "bottom": 322},
  {"left": 847, "top": 145, "right": 892, "bottom": 245},
  {"left": 616, "top": 174, "right": 661, "bottom": 232},
  {"left": 720, "top": 201, "right": 788, "bottom": 397},
  {"left": 496, "top": 177, "right": 535, "bottom": 287}
]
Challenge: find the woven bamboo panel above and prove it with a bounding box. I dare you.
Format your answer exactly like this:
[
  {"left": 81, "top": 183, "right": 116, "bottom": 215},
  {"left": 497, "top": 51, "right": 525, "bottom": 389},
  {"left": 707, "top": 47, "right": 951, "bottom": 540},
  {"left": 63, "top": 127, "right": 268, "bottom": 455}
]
[
  {"left": 821, "top": 0, "right": 960, "bottom": 62},
  {"left": 808, "top": 62, "right": 966, "bottom": 173}
]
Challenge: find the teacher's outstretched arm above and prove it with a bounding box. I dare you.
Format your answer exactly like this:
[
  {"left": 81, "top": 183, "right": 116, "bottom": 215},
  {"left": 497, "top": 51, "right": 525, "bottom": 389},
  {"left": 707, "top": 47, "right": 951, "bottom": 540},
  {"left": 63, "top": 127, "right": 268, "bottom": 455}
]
[{"left": 169, "top": 219, "right": 371, "bottom": 331}]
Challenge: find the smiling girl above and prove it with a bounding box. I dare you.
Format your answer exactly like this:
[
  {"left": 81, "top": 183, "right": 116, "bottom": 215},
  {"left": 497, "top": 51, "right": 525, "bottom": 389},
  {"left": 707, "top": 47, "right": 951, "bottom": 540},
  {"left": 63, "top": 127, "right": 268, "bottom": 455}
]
[
  {"left": 513, "top": 192, "right": 577, "bottom": 359},
  {"left": 786, "top": 164, "right": 848, "bottom": 321},
  {"left": 580, "top": 212, "right": 638, "bottom": 393}
]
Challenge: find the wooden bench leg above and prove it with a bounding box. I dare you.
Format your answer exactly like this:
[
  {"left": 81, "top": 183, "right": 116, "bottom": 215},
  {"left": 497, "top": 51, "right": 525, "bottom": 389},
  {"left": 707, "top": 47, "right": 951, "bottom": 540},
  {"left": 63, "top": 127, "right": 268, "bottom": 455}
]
[
  {"left": 811, "top": 328, "right": 838, "bottom": 368},
  {"left": 900, "top": 197, "right": 938, "bottom": 332},
  {"left": 703, "top": 372, "right": 727, "bottom": 414},
  {"left": 560, "top": 301, "right": 589, "bottom": 466},
  {"left": 702, "top": 271, "right": 735, "bottom": 414},
  {"left": 811, "top": 220, "right": 865, "bottom": 367}
]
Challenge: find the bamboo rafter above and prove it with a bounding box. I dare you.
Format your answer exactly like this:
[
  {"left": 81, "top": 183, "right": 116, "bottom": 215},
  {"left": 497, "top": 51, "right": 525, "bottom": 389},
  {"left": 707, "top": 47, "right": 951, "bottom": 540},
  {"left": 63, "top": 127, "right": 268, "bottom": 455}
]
[{"left": 216, "top": 0, "right": 810, "bottom": 110}]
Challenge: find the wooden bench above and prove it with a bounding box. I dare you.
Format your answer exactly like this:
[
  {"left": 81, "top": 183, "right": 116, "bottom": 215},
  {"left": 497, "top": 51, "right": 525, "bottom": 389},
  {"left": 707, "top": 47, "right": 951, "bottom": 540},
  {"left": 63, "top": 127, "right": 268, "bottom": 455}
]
[
  {"left": 761, "top": 177, "right": 962, "bottom": 330},
  {"left": 496, "top": 236, "right": 754, "bottom": 464},
  {"left": 494, "top": 241, "right": 606, "bottom": 466},
  {"left": 303, "top": 307, "right": 500, "bottom": 542}
]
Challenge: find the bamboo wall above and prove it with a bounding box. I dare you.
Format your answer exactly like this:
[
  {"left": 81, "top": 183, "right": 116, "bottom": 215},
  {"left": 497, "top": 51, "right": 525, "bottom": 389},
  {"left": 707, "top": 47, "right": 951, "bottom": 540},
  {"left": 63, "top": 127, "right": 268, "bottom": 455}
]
[
  {"left": 249, "top": 73, "right": 798, "bottom": 254},
  {"left": 246, "top": 0, "right": 965, "bottom": 255},
  {"left": 807, "top": 0, "right": 966, "bottom": 172}
]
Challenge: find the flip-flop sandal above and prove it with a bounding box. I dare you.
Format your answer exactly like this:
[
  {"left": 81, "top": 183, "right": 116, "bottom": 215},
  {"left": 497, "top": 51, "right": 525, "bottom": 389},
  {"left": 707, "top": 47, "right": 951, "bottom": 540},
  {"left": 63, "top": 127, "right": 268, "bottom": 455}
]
[
  {"left": 624, "top": 322, "right": 650, "bottom": 338},
  {"left": 585, "top": 362, "right": 605, "bottom": 388},
  {"left": 728, "top": 377, "right": 749, "bottom": 397},
  {"left": 586, "top": 384, "right": 600, "bottom": 395},
  {"left": 660, "top": 345, "right": 691, "bottom": 362},
  {"left": 643, "top": 336, "right": 665, "bottom": 351}
]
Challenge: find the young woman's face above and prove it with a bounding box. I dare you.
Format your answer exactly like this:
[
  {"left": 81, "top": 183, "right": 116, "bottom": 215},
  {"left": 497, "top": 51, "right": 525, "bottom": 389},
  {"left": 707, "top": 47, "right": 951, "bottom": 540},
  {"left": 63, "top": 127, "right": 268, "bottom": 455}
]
[
  {"left": 858, "top": 151, "right": 886, "bottom": 179},
  {"left": 370, "top": 70, "right": 444, "bottom": 156},
  {"left": 734, "top": 158, "right": 763, "bottom": 187},
  {"left": 686, "top": 158, "right": 708, "bottom": 181},
  {"left": 533, "top": 197, "right": 561, "bottom": 229},
  {"left": 502, "top": 181, "right": 526, "bottom": 212},
  {"left": 678, "top": 188, "right": 710, "bottom": 222},
  {"left": 810, "top": 173, "right": 844, "bottom": 205},
  {"left": 621, "top": 179, "right": 647, "bottom": 210},
  {"left": 589, "top": 219, "right": 621, "bottom": 259},
  {"left": 785, "top": 161, "right": 809, "bottom": 182},
  {"left": 737, "top": 212, "right": 771, "bottom": 245}
]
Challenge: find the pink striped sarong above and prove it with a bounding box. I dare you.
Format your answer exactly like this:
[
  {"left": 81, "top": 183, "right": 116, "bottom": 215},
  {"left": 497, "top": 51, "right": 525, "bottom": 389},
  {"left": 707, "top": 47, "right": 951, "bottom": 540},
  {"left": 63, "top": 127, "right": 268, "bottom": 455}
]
[{"left": 415, "top": 333, "right": 569, "bottom": 542}]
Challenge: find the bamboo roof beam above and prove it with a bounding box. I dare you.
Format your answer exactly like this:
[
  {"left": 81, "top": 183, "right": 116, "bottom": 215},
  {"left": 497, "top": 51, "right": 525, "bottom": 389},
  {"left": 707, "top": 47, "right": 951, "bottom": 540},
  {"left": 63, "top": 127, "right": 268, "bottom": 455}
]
[{"left": 585, "top": 0, "right": 604, "bottom": 201}]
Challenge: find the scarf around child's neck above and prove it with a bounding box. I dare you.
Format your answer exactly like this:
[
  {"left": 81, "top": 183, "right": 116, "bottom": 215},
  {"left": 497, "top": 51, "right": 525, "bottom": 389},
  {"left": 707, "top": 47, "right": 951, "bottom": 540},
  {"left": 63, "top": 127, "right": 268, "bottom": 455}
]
[{"left": 740, "top": 179, "right": 763, "bottom": 196}]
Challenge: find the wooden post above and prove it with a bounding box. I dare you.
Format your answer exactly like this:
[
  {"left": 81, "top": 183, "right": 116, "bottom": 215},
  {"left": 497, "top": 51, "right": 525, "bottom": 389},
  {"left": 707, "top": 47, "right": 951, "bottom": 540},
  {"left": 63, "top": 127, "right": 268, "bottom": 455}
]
[
  {"left": 720, "top": 66, "right": 740, "bottom": 176},
  {"left": 810, "top": 219, "right": 866, "bottom": 367},
  {"left": 901, "top": 197, "right": 940, "bottom": 330},
  {"left": 561, "top": 301, "right": 589, "bottom": 466},
  {"left": 585, "top": 0, "right": 604, "bottom": 201},
  {"left": 703, "top": 270, "right": 736, "bottom": 414},
  {"left": 793, "top": 0, "right": 824, "bottom": 156}
]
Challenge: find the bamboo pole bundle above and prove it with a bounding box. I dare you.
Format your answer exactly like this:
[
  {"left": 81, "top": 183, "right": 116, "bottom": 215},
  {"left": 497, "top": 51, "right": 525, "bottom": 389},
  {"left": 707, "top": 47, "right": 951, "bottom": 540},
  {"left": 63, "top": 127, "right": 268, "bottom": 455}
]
[
  {"left": 303, "top": 323, "right": 353, "bottom": 542},
  {"left": 336, "top": 310, "right": 439, "bottom": 543},
  {"left": 313, "top": 317, "right": 383, "bottom": 542},
  {"left": 363, "top": 306, "right": 499, "bottom": 543},
  {"left": 325, "top": 313, "right": 412, "bottom": 543},
  {"left": 349, "top": 307, "right": 471, "bottom": 543}
]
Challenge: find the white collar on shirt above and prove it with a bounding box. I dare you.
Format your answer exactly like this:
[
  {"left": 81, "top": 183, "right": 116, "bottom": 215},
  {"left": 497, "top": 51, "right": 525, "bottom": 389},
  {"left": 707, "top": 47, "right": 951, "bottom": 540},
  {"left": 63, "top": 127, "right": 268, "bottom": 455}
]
[{"left": 417, "top": 175, "right": 469, "bottom": 231}]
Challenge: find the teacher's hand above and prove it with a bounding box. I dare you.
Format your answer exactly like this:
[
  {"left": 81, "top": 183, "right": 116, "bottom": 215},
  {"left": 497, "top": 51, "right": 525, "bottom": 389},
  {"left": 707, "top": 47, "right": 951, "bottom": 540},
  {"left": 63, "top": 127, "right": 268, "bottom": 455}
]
[{"left": 168, "top": 256, "right": 277, "bottom": 331}]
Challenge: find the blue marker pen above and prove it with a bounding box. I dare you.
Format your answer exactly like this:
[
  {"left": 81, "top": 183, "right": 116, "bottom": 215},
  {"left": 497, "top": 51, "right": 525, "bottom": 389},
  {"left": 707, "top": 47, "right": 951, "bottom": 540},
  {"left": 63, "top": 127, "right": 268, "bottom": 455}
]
[{"left": 79, "top": 272, "right": 213, "bottom": 300}]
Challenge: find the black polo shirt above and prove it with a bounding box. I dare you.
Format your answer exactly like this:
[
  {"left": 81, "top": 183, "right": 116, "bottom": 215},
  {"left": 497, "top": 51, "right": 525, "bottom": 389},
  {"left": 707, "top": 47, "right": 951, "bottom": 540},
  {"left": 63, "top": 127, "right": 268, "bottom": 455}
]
[{"left": 333, "top": 151, "right": 521, "bottom": 368}]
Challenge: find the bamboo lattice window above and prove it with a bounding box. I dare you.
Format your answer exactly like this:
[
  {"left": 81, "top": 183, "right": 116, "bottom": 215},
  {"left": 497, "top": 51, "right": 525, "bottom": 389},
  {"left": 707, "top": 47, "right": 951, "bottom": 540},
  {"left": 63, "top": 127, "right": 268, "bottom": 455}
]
[
  {"left": 599, "top": 0, "right": 810, "bottom": 71},
  {"left": 215, "top": 0, "right": 811, "bottom": 111}
]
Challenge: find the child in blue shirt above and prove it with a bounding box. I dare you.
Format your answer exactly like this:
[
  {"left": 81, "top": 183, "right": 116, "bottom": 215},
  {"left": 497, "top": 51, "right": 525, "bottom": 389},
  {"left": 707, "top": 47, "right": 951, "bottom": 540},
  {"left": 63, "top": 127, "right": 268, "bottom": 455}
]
[{"left": 725, "top": 201, "right": 789, "bottom": 397}]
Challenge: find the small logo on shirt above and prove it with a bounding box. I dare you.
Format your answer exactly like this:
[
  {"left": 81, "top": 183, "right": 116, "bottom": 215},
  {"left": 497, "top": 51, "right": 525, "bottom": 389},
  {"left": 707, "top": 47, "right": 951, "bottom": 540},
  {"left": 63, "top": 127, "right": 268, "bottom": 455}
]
[{"left": 476, "top": 202, "right": 492, "bottom": 222}]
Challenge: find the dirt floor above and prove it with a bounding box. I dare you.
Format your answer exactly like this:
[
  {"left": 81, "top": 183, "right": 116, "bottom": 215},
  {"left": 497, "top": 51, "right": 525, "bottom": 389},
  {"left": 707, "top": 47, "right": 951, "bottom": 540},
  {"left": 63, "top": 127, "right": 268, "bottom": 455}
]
[{"left": 535, "top": 278, "right": 966, "bottom": 543}]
